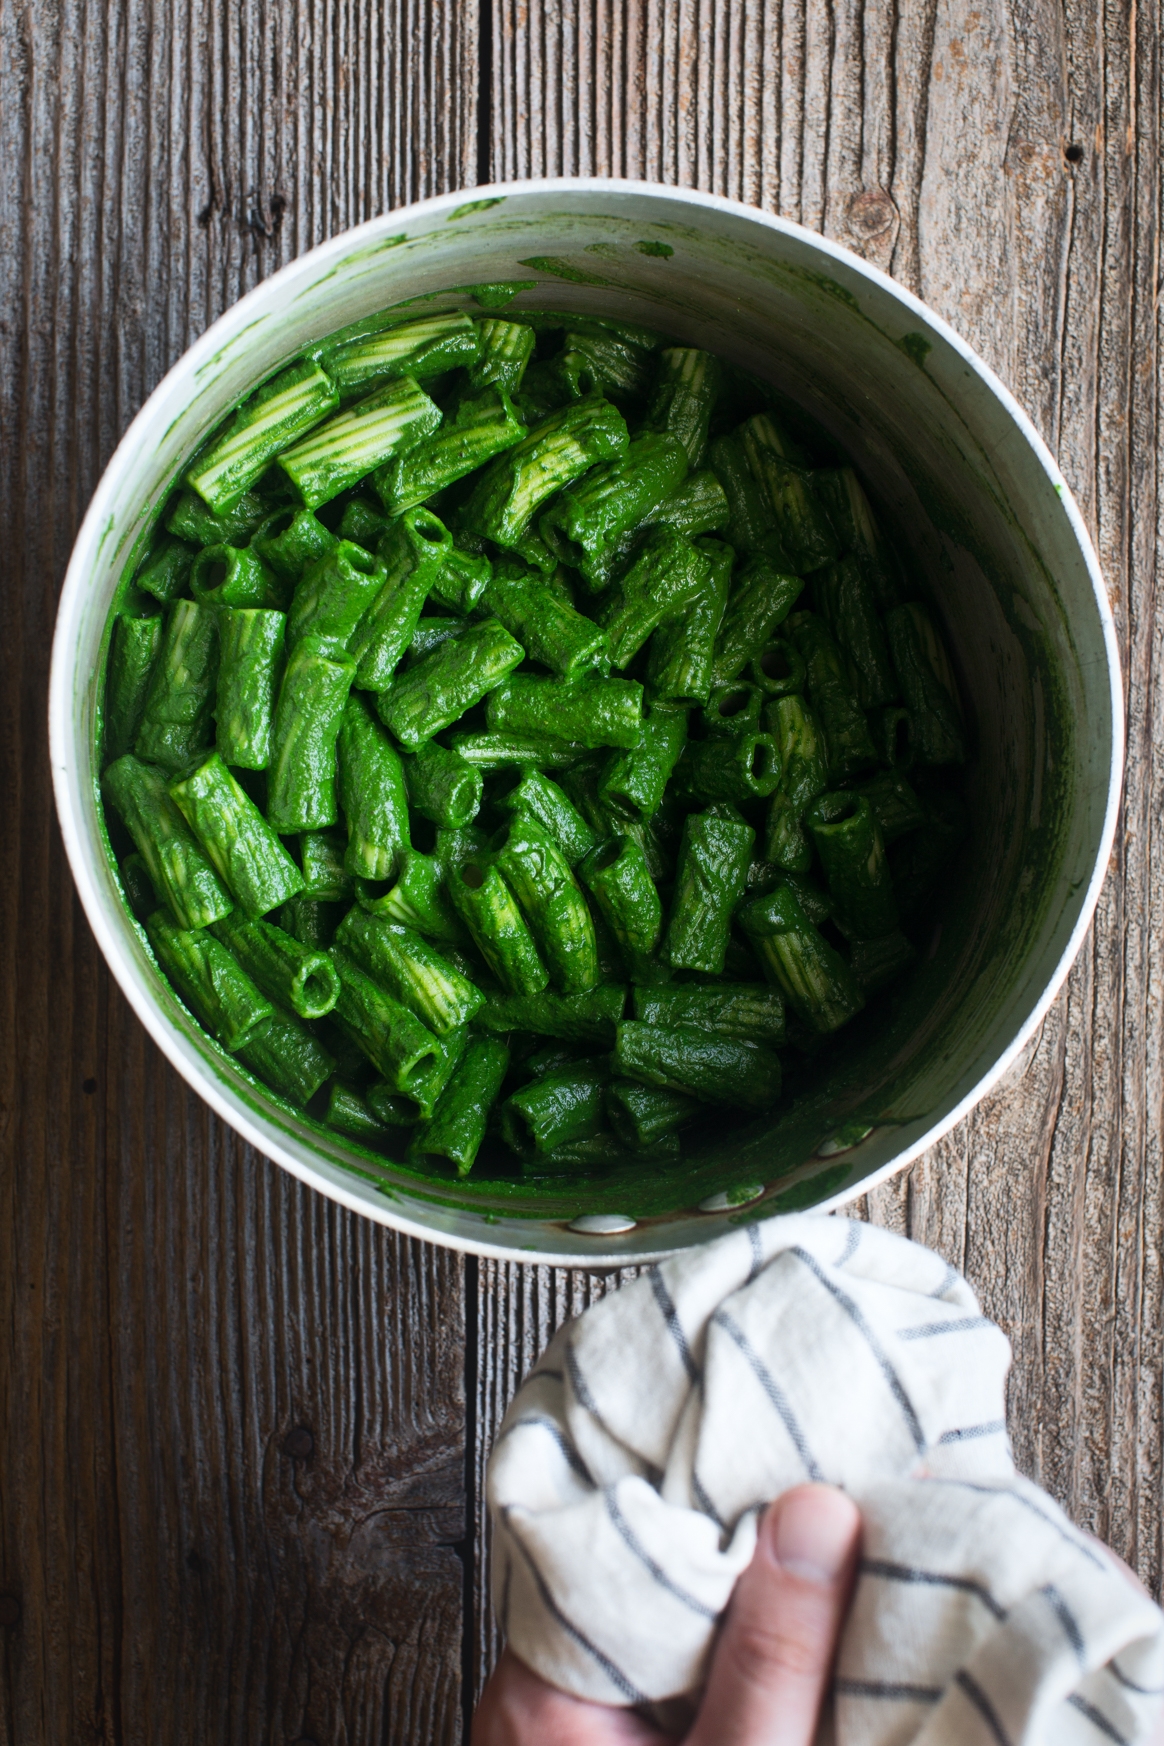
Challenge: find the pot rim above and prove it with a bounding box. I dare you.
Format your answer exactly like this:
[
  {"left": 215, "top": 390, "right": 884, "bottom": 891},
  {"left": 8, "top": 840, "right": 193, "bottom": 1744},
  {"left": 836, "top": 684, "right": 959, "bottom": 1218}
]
[{"left": 49, "top": 176, "right": 1124, "bottom": 1265}]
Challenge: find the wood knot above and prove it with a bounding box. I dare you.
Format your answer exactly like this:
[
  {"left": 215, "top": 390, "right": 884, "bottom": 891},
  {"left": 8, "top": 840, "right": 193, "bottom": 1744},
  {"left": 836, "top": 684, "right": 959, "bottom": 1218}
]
[
  {"left": 283, "top": 1426, "right": 315, "bottom": 1461},
  {"left": 847, "top": 189, "right": 898, "bottom": 239}
]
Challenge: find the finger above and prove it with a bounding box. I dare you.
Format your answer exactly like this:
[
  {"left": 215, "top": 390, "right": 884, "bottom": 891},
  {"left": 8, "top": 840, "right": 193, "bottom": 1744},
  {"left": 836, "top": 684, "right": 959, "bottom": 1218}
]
[
  {"left": 472, "top": 1648, "right": 671, "bottom": 1746},
  {"left": 686, "top": 1483, "right": 861, "bottom": 1746}
]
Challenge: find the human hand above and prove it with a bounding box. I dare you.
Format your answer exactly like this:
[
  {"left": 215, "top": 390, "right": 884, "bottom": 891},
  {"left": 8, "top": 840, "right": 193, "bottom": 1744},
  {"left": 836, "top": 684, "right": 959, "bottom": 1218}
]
[{"left": 472, "top": 1483, "right": 862, "bottom": 1745}]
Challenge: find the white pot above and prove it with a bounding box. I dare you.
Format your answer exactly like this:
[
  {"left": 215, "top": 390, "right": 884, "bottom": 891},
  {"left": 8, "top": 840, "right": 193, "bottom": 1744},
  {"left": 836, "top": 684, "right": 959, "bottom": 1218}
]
[{"left": 49, "top": 179, "right": 1122, "bottom": 1265}]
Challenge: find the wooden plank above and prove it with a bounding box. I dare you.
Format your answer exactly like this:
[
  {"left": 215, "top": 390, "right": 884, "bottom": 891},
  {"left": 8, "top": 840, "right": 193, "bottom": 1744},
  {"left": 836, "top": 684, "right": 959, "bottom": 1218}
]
[
  {"left": 861, "top": 0, "right": 1163, "bottom": 1594},
  {"left": 0, "top": 1, "right": 479, "bottom": 1741},
  {"left": 479, "top": 0, "right": 1162, "bottom": 1699},
  {"left": 468, "top": 1262, "right": 640, "bottom": 1703}
]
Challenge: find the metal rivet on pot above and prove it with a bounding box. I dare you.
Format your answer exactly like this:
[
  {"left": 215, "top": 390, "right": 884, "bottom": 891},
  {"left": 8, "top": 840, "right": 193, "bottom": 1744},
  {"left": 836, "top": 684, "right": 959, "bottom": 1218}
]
[
  {"left": 816, "top": 1124, "right": 875, "bottom": 1158},
  {"left": 698, "top": 1185, "right": 765, "bottom": 1213},
  {"left": 568, "top": 1213, "right": 636, "bottom": 1235}
]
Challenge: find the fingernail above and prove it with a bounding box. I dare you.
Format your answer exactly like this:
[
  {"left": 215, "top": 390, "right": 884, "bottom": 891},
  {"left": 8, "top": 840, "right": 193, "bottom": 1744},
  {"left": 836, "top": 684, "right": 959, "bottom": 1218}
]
[{"left": 768, "top": 1486, "right": 859, "bottom": 1585}]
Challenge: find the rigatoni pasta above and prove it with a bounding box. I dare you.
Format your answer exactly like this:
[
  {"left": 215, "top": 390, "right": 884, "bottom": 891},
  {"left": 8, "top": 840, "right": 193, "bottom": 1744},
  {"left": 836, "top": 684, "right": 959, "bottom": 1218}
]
[{"left": 99, "top": 301, "right": 968, "bottom": 1194}]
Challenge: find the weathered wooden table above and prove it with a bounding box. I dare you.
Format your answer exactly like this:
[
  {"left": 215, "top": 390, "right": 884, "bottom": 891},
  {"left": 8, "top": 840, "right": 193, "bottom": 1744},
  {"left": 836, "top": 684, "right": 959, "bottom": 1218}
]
[{"left": 1, "top": 1, "right": 1159, "bottom": 1738}]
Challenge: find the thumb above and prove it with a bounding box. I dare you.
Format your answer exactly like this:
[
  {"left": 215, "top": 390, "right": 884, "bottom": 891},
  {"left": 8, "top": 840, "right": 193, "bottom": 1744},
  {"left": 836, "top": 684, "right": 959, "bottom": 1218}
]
[{"left": 686, "top": 1484, "right": 861, "bottom": 1746}]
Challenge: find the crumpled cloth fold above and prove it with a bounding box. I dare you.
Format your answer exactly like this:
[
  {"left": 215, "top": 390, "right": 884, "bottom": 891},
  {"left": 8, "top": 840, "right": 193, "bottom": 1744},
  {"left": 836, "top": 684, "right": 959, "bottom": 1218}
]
[{"left": 487, "top": 1214, "right": 1164, "bottom": 1744}]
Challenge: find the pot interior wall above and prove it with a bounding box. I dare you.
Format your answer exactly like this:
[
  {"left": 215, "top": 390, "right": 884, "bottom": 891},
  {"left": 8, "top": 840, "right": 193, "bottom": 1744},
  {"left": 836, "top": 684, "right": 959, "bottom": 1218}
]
[{"left": 62, "top": 188, "right": 1113, "bottom": 1259}]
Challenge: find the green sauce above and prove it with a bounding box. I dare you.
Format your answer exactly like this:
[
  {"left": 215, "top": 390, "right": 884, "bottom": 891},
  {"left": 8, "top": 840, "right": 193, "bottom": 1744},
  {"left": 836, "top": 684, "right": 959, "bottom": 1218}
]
[{"left": 96, "top": 294, "right": 972, "bottom": 1224}]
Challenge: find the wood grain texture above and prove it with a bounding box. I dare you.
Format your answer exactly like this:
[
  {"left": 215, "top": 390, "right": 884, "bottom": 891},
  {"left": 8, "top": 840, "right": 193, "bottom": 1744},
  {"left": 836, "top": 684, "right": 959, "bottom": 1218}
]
[
  {"left": 468, "top": 1263, "right": 641, "bottom": 1703},
  {"left": 0, "top": 1, "right": 479, "bottom": 1741},
  {"left": 475, "top": 0, "right": 1162, "bottom": 1692},
  {"left": 1, "top": 0, "right": 1160, "bottom": 1736}
]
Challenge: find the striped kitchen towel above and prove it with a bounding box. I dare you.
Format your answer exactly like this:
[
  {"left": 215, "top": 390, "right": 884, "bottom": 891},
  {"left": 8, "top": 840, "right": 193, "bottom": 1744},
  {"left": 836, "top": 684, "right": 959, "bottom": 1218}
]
[{"left": 487, "top": 1214, "right": 1164, "bottom": 1744}]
